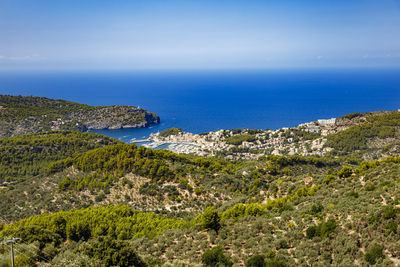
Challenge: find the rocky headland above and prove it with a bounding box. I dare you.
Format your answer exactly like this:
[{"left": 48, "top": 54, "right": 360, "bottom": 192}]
[{"left": 0, "top": 95, "right": 160, "bottom": 137}]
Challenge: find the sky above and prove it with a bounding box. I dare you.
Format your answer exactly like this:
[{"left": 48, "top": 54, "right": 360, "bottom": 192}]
[{"left": 1, "top": 0, "right": 400, "bottom": 70}]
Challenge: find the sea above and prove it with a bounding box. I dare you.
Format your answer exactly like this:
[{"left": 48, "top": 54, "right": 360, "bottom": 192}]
[{"left": 1, "top": 69, "right": 399, "bottom": 143}]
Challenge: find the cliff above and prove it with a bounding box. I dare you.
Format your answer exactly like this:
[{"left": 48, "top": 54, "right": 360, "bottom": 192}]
[{"left": 0, "top": 95, "right": 160, "bottom": 137}]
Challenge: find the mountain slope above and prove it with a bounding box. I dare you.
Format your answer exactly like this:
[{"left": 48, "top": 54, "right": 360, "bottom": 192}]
[
  {"left": 0, "top": 95, "right": 160, "bottom": 137},
  {"left": 1, "top": 108, "right": 400, "bottom": 266},
  {"left": 2, "top": 157, "right": 400, "bottom": 266}
]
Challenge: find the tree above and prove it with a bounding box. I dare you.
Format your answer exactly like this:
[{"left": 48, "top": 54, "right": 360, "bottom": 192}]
[
  {"left": 246, "top": 254, "right": 265, "bottom": 267},
  {"left": 365, "top": 245, "right": 384, "bottom": 265},
  {"left": 338, "top": 166, "right": 353, "bottom": 178},
  {"left": 75, "top": 236, "right": 147, "bottom": 267},
  {"left": 66, "top": 221, "right": 91, "bottom": 242},
  {"left": 201, "top": 206, "right": 221, "bottom": 233},
  {"left": 202, "top": 246, "right": 233, "bottom": 267}
]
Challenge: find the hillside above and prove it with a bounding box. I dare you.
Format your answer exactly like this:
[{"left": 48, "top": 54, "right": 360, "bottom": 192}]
[
  {"left": 0, "top": 95, "right": 160, "bottom": 137},
  {"left": 0, "top": 131, "right": 121, "bottom": 184},
  {"left": 1, "top": 109, "right": 400, "bottom": 266},
  {"left": 2, "top": 154, "right": 400, "bottom": 265}
]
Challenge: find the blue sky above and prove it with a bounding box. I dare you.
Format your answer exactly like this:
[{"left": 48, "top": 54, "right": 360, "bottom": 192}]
[{"left": 1, "top": 0, "right": 400, "bottom": 70}]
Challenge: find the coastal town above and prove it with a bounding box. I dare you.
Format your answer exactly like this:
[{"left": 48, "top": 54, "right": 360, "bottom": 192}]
[{"left": 137, "top": 118, "right": 340, "bottom": 160}]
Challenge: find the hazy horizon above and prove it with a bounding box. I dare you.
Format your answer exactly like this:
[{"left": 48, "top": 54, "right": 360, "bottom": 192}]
[{"left": 1, "top": 0, "right": 400, "bottom": 70}]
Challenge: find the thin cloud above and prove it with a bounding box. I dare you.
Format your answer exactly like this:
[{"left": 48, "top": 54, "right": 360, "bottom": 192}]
[{"left": 0, "top": 55, "right": 40, "bottom": 61}]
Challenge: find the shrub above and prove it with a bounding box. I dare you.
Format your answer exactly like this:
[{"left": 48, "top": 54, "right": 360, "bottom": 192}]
[
  {"left": 346, "top": 190, "right": 358, "bottom": 199},
  {"left": 306, "top": 218, "right": 337, "bottom": 239},
  {"left": 382, "top": 206, "right": 397, "bottom": 220},
  {"left": 75, "top": 236, "right": 147, "bottom": 267},
  {"left": 365, "top": 182, "right": 376, "bottom": 191},
  {"left": 201, "top": 207, "right": 221, "bottom": 233},
  {"left": 276, "top": 239, "right": 289, "bottom": 249},
  {"left": 0, "top": 225, "right": 62, "bottom": 249},
  {"left": 245, "top": 203, "right": 263, "bottom": 217},
  {"left": 338, "top": 166, "right": 353, "bottom": 178},
  {"left": 310, "top": 203, "right": 324, "bottom": 215},
  {"left": 265, "top": 258, "right": 286, "bottom": 267},
  {"left": 58, "top": 177, "right": 73, "bottom": 192},
  {"left": 322, "top": 174, "right": 335, "bottom": 184},
  {"left": 66, "top": 221, "right": 91, "bottom": 242},
  {"left": 246, "top": 254, "right": 265, "bottom": 267},
  {"left": 306, "top": 226, "right": 317, "bottom": 239},
  {"left": 201, "top": 246, "right": 233, "bottom": 267},
  {"left": 95, "top": 193, "right": 106, "bottom": 202},
  {"left": 319, "top": 218, "right": 337, "bottom": 238},
  {"left": 385, "top": 221, "right": 398, "bottom": 234},
  {"left": 364, "top": 245, "right": 384, "bottom": 265},
  {"left": 343, "top": 112, "right": 363, "bottom": 120}
]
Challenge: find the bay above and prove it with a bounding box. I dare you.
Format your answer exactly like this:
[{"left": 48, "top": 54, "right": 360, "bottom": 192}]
[{"left": 1, "top": 69, "right": 399, "bottom": 143}]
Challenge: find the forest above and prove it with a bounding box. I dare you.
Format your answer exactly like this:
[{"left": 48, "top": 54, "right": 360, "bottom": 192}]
[{"left": 0, "top": 131, "right": 120, "bottom": 183}]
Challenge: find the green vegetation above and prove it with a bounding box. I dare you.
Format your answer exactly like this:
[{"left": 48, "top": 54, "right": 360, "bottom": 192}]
[
  {"left": 201, "top": 246, "right": 233, "bottom": 267},
  {"left": 326, "top": 111, "right": 400, "bottom": 154},
  {"left": 337, "top": 165, "right": 353, "bottom": 178},
  {"left": 2, "top": 205, "right": 186, "bottom": 241},
  {"left": 52, "top": 144, "right": 176, "bottom": 192},
  {"left": 246, "top": 252, "right": 286, "bottom": 267},
  {"left": 342, "top": 112, "right": 363, "bottom": 120},
  {"left": 0, "top": 131, "right": 119, "bottom": 183},
  {"left": 3, "top": 107, "right": 400, "bottom": 265},
  {"left": 159, "top": 127, "right": 183, "bottom": 137},
  {"left": 74, "top": 236, "right": 147, "bottom": 267},
  {"left": 281, "top": 128, "right": 321, "bottom": 142},
  {"left": 201, "top": 206, "right": 221, "bottom": 232},
  {"left": 0, "top": 205, "right": 186, "bottom": 265},
  {"left": 225, "top": 134, "right": 256, "bottom": 145},
  {"left": 0, "top": 94, "right": 159, "bottom": 137},
  {"left": 246, "top": 255, "right": 266, "bottom": 267},
  {"left": 364, "top": 245, "right": 385, "bottom": 265},
  {"left": 2, "top": 149, "right": 400, "bottom": 265},
  {"left": 306, "top": 218, "right": 337, "bottom": 239}
]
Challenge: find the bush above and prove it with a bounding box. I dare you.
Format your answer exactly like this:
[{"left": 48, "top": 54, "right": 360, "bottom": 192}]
[
  {"left": 201, "top": 207, "right": 221, "bottom": 233},
  {"left": 95, "top": 193, "right": 106, "bottom": 202},
  {"left": 385, "top": 221, "right": 398, "bottom": 234},
  {"left": 75, "top": 236, "right": 147, "bottom": 267},
  {"left": 338, "top": 166, "right": 353, "bottom": 178},
  {"left": 382, "top": 206, "right": 397, "bottom": 220},
  {"left": 0, "top": 225, "right": 62, "bottom": 250},
  {"left": 58, "top": 177, "right": 73, "bottom": 192},
  {"left": 364, "top": 245, "right": 384, "bottom": 265},
  {"left": 66, "top": 221, "right": 91, "bottom": 242},
  {"left": 306, "top": 226, "right": 317, "bottom": 239},
  {"left": 310, "top": 203, "right": 324, "bottom": 215},
  {"left": 365, "top": 182, "right": 376, "bottom": 191},
  {"left": 322, "top": 174, "right": 335, "bottom": 184},
  {"left": 201, "top": 246, "right": 233, "bottom": 267},
  {"left": 343, "top": 112, "right": 363, "bottom": 120},
  {"left": 319, "top": 218, "right": 337, "bottom": 238},
  {"left": 348, "top": 190, "right": 359, "bottom": 198},
  {"left": 246, "top": 254, "right": 265, "bottom": 267},
  {"left": 265, "top": 258, "right": 286, "bottom": 267},
  {"left": 306, "top": 218, "right": 337, "bottom": 239}
]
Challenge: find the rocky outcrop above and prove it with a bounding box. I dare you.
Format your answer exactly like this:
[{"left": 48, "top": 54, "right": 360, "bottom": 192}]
[
  {"left": 77, "top": 106, "right": 159, "bottom": 130},
  {"left": 0, "top": 95, "right": 160, "bottom": 137}
]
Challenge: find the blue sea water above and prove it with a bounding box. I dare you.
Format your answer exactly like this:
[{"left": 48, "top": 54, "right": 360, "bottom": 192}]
[{"left": 1, "top": 69, "right": 399, "bottom": 143}]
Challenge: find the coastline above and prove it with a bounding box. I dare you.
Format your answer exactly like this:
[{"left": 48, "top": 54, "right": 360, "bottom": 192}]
[{"left": 129, "top": 116, "right": 338, "bottom": 158}]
